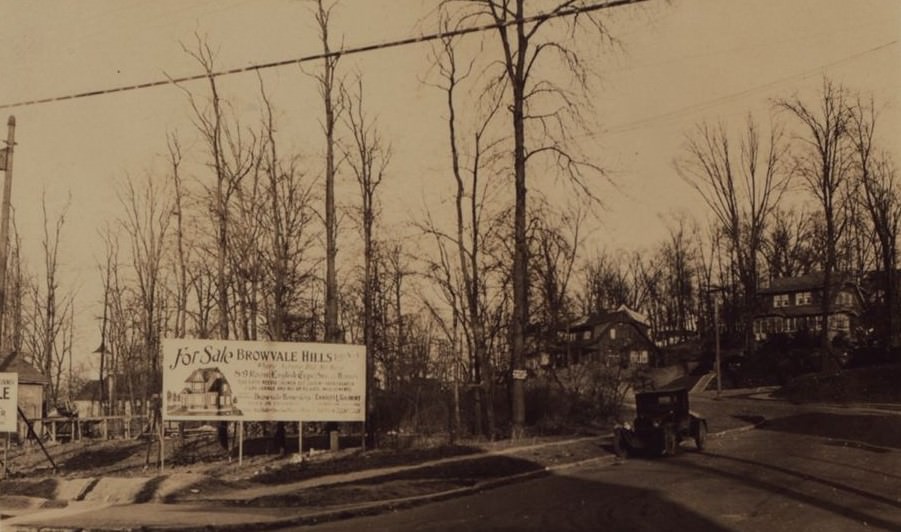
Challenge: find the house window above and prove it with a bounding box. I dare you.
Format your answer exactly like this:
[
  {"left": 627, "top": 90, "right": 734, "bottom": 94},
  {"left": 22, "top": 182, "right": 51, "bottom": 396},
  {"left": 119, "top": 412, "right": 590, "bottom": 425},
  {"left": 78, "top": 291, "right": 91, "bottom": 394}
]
[
  {"left": 774, "top": 294, "right": 789, "bottom": 308},
  {"left": 796, "top": 291, "right": 812, "bottom": 305},
  {"left": 835, "top": 291, "right": 853, "bottom": 306},
  {"left": 582, "top": 330, "right": 591, "bottom": 340},
  {"left": 609, "top": 327, "right": 616, "bottom": 340},
  {"left": 829, "top": 314, "right": 850, "bottom": 331}
]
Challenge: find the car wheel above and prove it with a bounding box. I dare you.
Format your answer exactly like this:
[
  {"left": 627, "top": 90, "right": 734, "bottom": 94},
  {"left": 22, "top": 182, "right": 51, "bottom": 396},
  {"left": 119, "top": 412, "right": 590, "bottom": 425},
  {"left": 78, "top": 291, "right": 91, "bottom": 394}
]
[
  {"left": 663, "top": 427, "right": 678, "bottom": 456},
  {"left": 613, "top": 429, "right": 629, "bottom": 458},
  {"left": 694, "top": 421, "right": 707, "bottom": 451}
]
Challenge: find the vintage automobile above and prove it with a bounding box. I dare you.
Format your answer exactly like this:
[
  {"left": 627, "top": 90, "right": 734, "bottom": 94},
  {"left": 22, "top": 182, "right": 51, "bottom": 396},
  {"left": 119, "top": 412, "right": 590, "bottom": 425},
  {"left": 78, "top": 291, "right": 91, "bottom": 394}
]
[{"left": 612, "top": 387, "right": 706, "bottom": 457}]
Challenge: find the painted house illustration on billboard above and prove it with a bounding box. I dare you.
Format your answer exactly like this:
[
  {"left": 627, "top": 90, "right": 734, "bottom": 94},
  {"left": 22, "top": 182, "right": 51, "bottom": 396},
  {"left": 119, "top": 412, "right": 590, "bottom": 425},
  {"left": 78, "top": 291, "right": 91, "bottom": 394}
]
[{"left": 167, "top": 367, "right": 242, "bottom": 416}]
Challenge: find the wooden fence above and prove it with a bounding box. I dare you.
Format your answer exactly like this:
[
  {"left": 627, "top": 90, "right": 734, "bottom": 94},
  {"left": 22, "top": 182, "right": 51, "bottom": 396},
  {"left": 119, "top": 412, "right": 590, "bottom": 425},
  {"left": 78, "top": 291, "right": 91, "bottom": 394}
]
[{"left": 40, "top": 415, "right": 149, "bottom": 442}]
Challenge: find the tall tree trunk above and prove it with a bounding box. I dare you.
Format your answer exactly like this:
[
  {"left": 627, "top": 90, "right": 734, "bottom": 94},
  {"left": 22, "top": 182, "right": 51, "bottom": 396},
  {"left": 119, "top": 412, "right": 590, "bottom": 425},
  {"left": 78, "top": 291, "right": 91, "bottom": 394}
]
[
  {"left": 316, "top": 0, "right": 342, "bottom": 344},
  {"left": 509, "top": 5, "right": 528, "bottom": 438}
]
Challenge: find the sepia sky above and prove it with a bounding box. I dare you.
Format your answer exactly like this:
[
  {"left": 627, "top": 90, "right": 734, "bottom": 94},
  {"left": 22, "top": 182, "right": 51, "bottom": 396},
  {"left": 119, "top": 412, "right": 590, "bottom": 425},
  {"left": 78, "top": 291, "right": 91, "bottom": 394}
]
[{"left": 0, "top": 0, "right": 899, "bottom": 365}]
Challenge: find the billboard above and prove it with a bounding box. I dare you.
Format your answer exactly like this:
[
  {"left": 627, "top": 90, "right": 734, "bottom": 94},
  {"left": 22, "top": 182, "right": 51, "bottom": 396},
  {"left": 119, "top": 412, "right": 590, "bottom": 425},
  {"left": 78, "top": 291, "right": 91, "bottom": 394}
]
[
  {"left": 162, "top": 339, "right": 366, "bottom": 422},
  {"left": 0, "top": 372, "right": 17, "bottom": 432}
]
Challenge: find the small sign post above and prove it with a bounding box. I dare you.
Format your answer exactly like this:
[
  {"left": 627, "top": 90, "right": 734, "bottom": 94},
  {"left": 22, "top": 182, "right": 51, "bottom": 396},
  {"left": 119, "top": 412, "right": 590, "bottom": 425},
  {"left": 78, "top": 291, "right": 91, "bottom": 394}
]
[{"left": 512, "top": 369, "right": 527, "bottom": 381}]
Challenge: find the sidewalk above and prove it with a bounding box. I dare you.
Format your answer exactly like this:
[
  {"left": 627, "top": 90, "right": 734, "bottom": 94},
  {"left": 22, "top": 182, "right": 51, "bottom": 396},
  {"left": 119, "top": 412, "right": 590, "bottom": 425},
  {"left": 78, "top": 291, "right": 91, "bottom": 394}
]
[{"left": 694, "top": 385, "right": 901, "bottom": 415}]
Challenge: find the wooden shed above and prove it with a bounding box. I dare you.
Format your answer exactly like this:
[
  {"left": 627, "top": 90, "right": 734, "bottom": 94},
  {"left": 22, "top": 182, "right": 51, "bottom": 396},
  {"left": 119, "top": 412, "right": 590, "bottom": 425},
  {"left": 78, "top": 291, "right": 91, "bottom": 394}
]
[{"left": 0, "top": 351, "right": 48, "bottom": 440}]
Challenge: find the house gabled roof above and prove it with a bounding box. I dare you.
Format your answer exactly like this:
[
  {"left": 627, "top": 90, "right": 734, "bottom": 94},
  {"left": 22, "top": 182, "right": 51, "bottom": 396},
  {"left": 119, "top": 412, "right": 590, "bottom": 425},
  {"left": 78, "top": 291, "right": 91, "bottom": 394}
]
[
  {"left": 183, "top": 367, "right": 224, "bottom": 391},
  {"left": 556, "top": 309, "right": 658, "bottom": 354},
  {"left": 74, "top": 376, "right": 131, "bottom": 401},
  {"left": 0, "top": 351, "right": 49, "bottom": 385},
  {"left": 759, "top": 271, "right": 856, "bottom": 295},
  {"left": 567, "top": 304, "right": 650, "bottom": 331}
]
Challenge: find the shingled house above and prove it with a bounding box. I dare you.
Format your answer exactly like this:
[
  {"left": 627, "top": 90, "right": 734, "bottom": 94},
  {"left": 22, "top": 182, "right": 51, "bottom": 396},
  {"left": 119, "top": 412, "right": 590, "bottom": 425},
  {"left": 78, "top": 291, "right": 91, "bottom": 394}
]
[
  {"left": 753, "top": 272, "right": 864, "bottom": 344},
  {"left": 73, "top": 376, "right": 134, "bottom": 417},
  {"left": 0, "top": 351, "right": 49, "bottom": 440},
  {"left": 166, "top": 367, "right": 241, "bottom": 416},
  {"left": 527, "top": 305, "right": 660, "bottom": 372}
]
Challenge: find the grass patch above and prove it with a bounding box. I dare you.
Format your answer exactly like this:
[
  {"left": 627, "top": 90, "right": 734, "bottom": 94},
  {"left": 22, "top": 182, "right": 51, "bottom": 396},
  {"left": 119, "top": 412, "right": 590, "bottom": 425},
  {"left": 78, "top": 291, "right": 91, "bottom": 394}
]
[
  {"left": 0, "top": 478, "right": 57, "bottom": 498},
  {"left": 776, "top": 364, "right": 901, "bottom": 404},
  {"left": 61, "top": 441, "right": 146, "bottom": 472},
  {"left": 250, "top": 445, "right": 480, "bottom": 485},
  {"left": 242, "top": 454, "right": 542, "bottom": 508}
]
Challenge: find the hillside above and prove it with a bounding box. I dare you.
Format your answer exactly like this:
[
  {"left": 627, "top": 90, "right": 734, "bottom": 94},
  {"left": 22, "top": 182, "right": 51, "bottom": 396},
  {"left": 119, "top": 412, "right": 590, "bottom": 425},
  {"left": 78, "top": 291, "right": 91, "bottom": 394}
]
[{"left": 775, "top": 364, "right": 901, "bottom": 404}]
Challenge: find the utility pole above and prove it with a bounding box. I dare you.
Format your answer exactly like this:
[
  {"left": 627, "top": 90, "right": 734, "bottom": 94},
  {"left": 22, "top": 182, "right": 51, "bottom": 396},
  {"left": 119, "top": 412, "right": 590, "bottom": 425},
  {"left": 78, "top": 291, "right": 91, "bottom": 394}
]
[
  {"left": 714, "top": 294, "right": 722, "bottom": 398},
  {"left": 0, "top": 116, "right": 16, "bottom": 353},
  {"left": 705, "top": 285, "right": 724, "bottom": 398}
]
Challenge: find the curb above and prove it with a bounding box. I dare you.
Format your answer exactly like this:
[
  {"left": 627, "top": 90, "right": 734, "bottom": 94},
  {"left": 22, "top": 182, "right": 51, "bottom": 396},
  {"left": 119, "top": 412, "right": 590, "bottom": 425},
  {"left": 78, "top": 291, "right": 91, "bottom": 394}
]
[
  {"left": 690, "top": 373, "right": 715, "bottom": 394},
  {"left": 136, "top": 455, "right": 625, "bottom": 532},
  {"left": 709, "top": 417, "right": 766, "bottom": 438}
]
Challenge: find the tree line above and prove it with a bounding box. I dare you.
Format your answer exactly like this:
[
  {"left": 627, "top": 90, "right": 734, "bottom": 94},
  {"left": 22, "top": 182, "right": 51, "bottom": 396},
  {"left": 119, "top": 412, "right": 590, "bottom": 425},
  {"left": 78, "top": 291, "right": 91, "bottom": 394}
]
[{"left": 1, "top": 2, "right": 897, "bottom": 440}]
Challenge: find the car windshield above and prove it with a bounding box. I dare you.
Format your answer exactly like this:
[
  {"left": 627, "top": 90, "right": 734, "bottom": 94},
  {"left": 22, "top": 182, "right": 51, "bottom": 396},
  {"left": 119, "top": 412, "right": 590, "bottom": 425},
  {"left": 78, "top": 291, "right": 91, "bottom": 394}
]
[{"left": 636, "top": 392, "right": 685, "bottom": 415}]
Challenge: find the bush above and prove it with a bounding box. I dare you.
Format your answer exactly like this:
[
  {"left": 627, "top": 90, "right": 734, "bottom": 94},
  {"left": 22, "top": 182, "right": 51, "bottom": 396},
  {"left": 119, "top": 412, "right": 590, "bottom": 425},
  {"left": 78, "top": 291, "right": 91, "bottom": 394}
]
[
  {"left": 525, "top": 363, "right": 649, "bottom": 431},
  {"left": 373, "top": 380, "right": 452, "bottom": 436},
  {"left": 848, "top": 346, "right": 901, "bottom": 368}
]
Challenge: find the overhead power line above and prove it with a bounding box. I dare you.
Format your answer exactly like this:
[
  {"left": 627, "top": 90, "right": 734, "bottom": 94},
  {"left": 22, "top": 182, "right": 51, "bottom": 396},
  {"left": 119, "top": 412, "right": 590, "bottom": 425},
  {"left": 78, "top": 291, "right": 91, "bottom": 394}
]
[
  {"left": 602, "top": 38, "right": 899, "bottom": 136},
  {"left": 0, "top": 0, "right": 650, "bottom": 111}
]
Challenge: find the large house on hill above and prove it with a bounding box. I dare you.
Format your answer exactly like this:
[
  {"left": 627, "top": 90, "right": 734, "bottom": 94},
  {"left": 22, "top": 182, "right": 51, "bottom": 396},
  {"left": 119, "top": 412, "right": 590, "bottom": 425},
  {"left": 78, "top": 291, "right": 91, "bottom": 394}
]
[
  {"left": 753, "top": 272, "right": 864, "bottom": 344},
  {"left": 527, "top": 305, "right": 660, "bottom": 372}
]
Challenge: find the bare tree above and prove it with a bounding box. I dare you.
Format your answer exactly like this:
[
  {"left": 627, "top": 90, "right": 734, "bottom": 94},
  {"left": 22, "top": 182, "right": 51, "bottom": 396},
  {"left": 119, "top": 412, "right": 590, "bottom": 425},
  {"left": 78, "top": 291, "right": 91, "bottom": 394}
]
[
  {"left": 779, "top": 79, "right": 855, "bottom": 362},
  {"left": 98, "top": 228, "right": 144, "bottom": 415},
  {"left": 259, "top": 80, "right": 320, "bottom": 343},
  {"left": 440, "top": 0, "right": 622, "bottom": 437},
  {"left": 675, "top": 115, "right": 790, "bottom": 347},
  {"left": 177, "top": 35, "right": 257, "bottom": 342},
  {"left": 530, "top": 200, "right": 584, "bottom": 342},
  {"left": 168, "top": 134, "right": 190, "bottom": 339},
  {"left": 849, "top": 97, "right": 901, "bottom": 348},
  {"left": 26, "top": 194, "right": 73, "bottom": 406},
  {"left": 344, "top": 78, "right": 389, "bottom": 446},
  {"left": 176, "top": 35, "right": 258, "bottom": 449},
  {"left": 656, "top": 216, "right": 699, "bottom": 343},
  {"left": 255, "top": 79, "right": 322, "bottom": 451},
  {"left": 118, "top": 173, "right": 173, "bottom": 408},
  {"left": 426, "top": 25, "right": 507, "bottom": 438},
  {"left": 312, "top": 0, "right": 346, "bottom": 344},
  {"left": 578, "top": 251, "right": 645, "bottom": 314},
  {"left": 763, "top": 208, "right": 818, "bottom": 280}
]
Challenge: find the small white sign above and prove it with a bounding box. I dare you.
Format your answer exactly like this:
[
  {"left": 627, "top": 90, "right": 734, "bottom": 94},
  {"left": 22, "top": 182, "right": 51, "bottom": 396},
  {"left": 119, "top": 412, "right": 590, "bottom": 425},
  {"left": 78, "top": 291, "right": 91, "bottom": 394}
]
[
  {"left": 512, "top": 369, "right": 528, "bottom": 380},
  {"left": 162, "top": 339, "right": 366, "bottom": 422},
  {"left": 0, "top": 372, "right": 17, "bottom": 432}
]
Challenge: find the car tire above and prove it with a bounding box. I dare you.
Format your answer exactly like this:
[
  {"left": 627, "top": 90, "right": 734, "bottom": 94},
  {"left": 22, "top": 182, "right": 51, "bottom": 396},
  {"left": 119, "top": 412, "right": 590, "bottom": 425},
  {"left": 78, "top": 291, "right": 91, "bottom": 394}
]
[
  {"left": 613, "top": 429, "right": 629, "bottom": 458},
  {"left": 694, "top": 421, "right": 707, "bottom": 451},
  {"left": 663, "top": 427, "right": 678, "bottom": 456}
]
